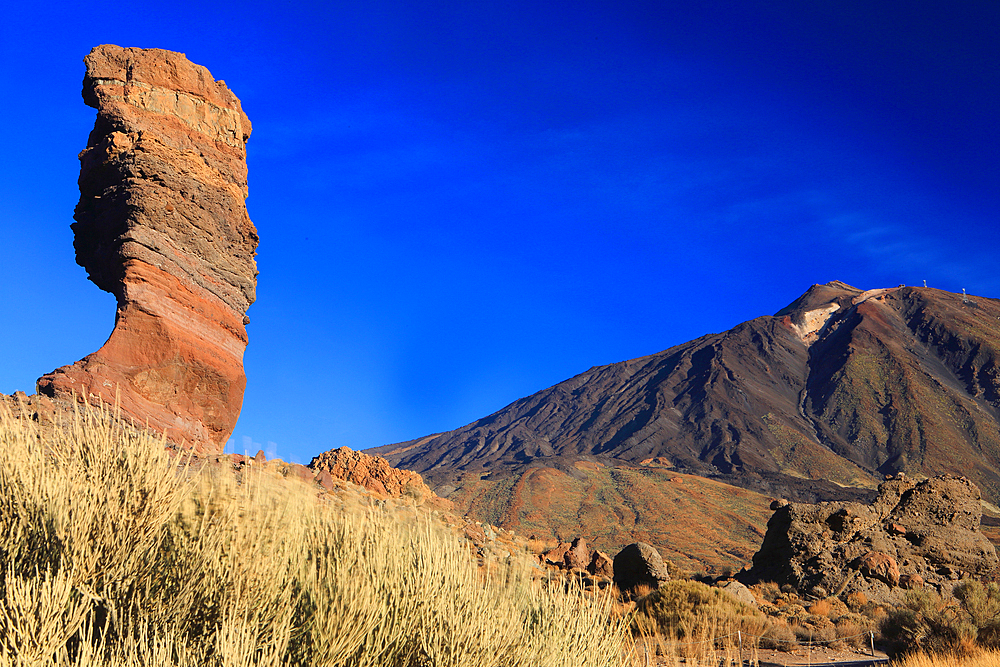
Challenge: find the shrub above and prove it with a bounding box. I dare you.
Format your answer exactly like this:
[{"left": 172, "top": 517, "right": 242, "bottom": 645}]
[
  {"left": 954, "top": 580, "right": 1000, "bottom": 649},
  {"left": 880, "top": 581, "right": 1000, "bottom": 657},
  {"left": 635, "top": 580, "right": 763, "bottom": 640},
  {"left": 0, "top": 402, "right": 633, "bottom": 666},
  {"left": 792, "top": 618, "right": 837, "bottom": 646},
  {"left": 834, "top": 618, "right": 872, "bottom": 651},
  {"left": 750, "top": 581, "right": 781, "bottom": 604},
  {"left": 662, "top": 559, "right": 689, "bottom": 581},
  {"left": 759, "top": 621, "right": 797, "bottom": 650},
  {"left": 845, "top": 590, "right": 868, "bottom": 611},
  {"left": 808, "top": 599, "right": 833, "bottom": 616},
  {"left": 880, "top": 588, "right": 972, "bottom": 657},
  {"left": 630, "top": 583, "right": 657, "bottom": 602}
]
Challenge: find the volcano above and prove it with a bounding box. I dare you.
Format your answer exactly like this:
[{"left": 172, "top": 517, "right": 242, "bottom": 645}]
[{"left": 371, "top": 283, "right": 1000, "bottom": 569}]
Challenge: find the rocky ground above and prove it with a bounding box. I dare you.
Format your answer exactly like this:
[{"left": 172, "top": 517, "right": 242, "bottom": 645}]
[{"left": 741, "top": 474, "right": 999, "bottom": 606}]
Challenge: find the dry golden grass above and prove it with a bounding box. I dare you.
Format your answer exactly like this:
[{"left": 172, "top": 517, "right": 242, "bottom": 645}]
[
  {"left": 0, "top": 401, "right": 633, "bottom": 666},
  {"left": 629, "top": 617, "right": 762, "bottom": 667},
  {"left": 893, "top": 648, "right": 1000, "bottom": 667}
]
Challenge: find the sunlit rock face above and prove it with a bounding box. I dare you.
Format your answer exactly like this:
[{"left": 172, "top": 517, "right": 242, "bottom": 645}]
[
  {"left": 742, "top": 475, "right": 998, "bottom": 606},
  {"left": 37, "top": 45, "right": 258, "bottom": 452}
]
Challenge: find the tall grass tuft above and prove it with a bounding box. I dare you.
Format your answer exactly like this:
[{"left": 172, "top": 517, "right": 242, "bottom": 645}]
[
  {"left": 0, "top": 401, "right": 632, "bottom": 666},
  {"left": 892, "top": 648, "right": 1000, "bottom": 667}
]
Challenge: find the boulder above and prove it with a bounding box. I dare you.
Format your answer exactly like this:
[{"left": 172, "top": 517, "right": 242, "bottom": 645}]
[
  {"left": 716, "top": 580, "right": 757, "bottom": 608},
  {"left": 287, "top": 463, "right": 314, "bottom": 484},
  {"left": 35, "top": 45, "right": 258, "bottom": 452},
  {"left": 741, "top": 475, "right": 998, "bottom": 605},
  {"left": 542, "top": 543, "right": 571, "bottom": 568},
  {"left": 564, "top": 537, "right": 590, "bottom": 570},
  {"left": 859, "top": 551, "right": 900, "bottom": 587},
  {"left": 588, "top": 551, "right": 614, "bottom": 578},
  {"left": 613, "top": 542, "right": 670, "bottom": 591},
  {"left": 315, "top": 469, "right": 336, "bottom": 491}
]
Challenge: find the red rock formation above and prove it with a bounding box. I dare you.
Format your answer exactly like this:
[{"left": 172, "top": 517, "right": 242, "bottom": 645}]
[
  {"left": 36, "top": 45, "right": 258, "bottom": 451},
  {"left": 309, "top": 446, "right": 428, "bottom": 497}
]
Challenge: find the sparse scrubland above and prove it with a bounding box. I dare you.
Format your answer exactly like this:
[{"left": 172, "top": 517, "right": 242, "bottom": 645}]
[
  {"left": 0, "top": 403, "right": 631, "bottom": 666},
  {"left": 8, "top": 400, "right": 1000, "bottom": 667},
  {"left": 879, "top": 582, "right": 1000, "bottom": 657},
  {"left": 623, "top": 575, "right": 1000, "bottom": 665}
]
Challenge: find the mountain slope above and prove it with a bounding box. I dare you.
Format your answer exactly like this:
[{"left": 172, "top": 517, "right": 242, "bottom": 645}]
[
  {"left": 446, "top": 462, "right": 773, "bottom": 573},
  {"left": 371, "top": 283, "right": 1000, "bottom": 565}
]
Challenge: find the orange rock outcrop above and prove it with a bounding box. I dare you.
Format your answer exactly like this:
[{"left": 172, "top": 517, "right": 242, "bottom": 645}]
[
  {"left": 310, "top": 447, "right": 427, "bottom": 497},
  {"left": 36, "top": 45, "right": 258, "bottom": 451}
]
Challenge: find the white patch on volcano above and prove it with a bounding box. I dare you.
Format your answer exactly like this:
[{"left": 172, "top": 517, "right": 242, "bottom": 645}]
[{"left": 791, "top": 303, "right": 841, "bottom": 344}]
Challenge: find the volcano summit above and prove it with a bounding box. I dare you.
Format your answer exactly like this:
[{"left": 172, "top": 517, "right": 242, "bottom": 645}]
[{"left": 372, "top": 282, "right": 1000, "bottom": 564}]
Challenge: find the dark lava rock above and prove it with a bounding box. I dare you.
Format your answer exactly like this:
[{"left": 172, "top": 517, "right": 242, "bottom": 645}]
[
  {"left": 613, "top": 542, "right": 671, "bottom": 591},
  {"left": 740, "top": 475, "right": 998, "bottom": 605}
]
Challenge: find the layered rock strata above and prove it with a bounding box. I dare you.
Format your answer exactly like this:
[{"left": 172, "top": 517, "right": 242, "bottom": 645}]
[
  {"left": 36, "top": 45, "right": 258, "bottom": 451},
  {"left": 741, "top": 475, "right": 999, "bottom": 605}
]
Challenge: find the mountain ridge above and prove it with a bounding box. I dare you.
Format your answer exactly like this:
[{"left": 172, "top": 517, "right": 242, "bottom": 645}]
[{"left": 369, "top": 282, "right": 1000, "bottom": 567}]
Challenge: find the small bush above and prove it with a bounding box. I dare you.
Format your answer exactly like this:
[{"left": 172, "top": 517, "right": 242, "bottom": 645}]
[
  {"left": 835, "top": 618, "right": 872, "bottom": 650},
  {"left": 662, "top": 559, "right": 689, "bottom": 581},
  {"left": 759, "top": 621, "right": 797, "bottom": 650},
  {"left": 750, "top": 581, "right": 781, "bottom": 604},
  {"left": 792, "top": 618, "right": 837, "bottom": 646},
  {"left": 845, "top": 590, "right": 868, "bottom": 611},
  {"left": 635, "top": 580, "right": 763, "bottom": 640},
  {"left": 881, "top": 582, "right": 1000, "bottom": 657},
  {"left": 880, "top": 588, "right": 971, "bottom": 657},
  {"left": 808, "top": 599, "right": 833, "bottom": 616},
  {"left": 954, "top": 580, "right": 1000, "bottom": 649},
  {"left": 630, "top": 583, "right": 656, "bottom": 602}
]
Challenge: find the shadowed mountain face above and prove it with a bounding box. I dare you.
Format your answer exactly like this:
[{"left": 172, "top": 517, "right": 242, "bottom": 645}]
[{"left": 375, "top": 283, "right": 1000, "bottom": 503}]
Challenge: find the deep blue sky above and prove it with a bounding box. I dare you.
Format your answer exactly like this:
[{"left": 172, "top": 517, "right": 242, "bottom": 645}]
[{"left": 1, "top": 1, "right": 997, "bottom": 464}]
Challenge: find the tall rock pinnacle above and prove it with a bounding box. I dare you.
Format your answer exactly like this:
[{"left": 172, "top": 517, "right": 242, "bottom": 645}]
[{"left": 36, "top": 45, "right": 259, "bottom": 451}]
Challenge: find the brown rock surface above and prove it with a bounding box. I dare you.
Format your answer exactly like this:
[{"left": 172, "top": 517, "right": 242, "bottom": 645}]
[
  {"left": 309, "top": 446, "right": 433, "bottom": 499},
  {"left": 588, "top": 550, "right": 614, "bottom": 578},
  {"left": 35, "top": 45, "right": 258, "bottom": 452},
  {"left": 613, "top": 542, "right": 671, "bottom": 591},
  {"left": 741, "top": 475, "right": 999, "bottom": 604},
  {"left": 542, "top": 543, "right": 571, "bottom": 567},
  {"left": 859, "top": 551, "right": 900, "bottom": 587},
  {"left": 564, "top": 537, "right": 590, "bottom": 570}
]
